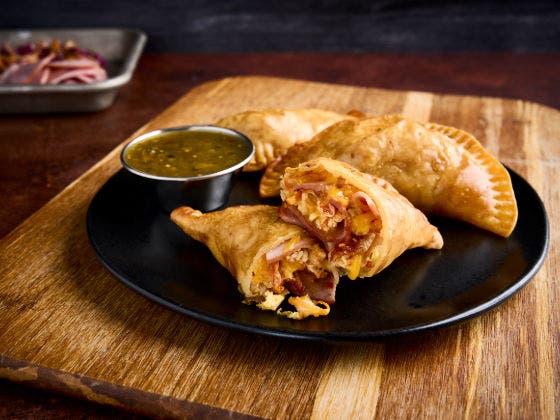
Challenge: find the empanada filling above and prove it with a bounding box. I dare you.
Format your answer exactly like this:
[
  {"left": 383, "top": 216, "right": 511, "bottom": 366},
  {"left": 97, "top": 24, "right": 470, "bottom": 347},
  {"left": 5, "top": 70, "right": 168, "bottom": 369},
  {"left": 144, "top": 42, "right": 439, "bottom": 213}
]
[
  {"left": 280, "top": 175, "right": 382, "bottom": 280},
  {"left": 254, "top": 237, "right": 338, "bottom": 306}
]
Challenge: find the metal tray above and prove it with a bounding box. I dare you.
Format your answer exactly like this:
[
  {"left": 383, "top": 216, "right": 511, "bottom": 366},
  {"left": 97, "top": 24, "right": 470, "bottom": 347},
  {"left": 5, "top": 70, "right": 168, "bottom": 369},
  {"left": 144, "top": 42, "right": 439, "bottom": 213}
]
[{"left": 0, "top": 28, "right": 146, "bottom": 113}]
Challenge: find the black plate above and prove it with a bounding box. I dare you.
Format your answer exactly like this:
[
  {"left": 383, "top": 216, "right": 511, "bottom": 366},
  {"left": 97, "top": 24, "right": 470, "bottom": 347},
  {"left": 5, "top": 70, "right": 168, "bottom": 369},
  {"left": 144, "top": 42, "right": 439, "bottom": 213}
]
[{"left": 86, "top": 168, "right": 549, "bottom": 342}]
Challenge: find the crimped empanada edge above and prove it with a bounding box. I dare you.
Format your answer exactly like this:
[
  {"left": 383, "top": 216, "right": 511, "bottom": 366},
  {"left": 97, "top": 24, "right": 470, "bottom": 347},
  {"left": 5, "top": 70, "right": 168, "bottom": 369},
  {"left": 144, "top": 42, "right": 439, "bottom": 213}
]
[{"left": 424, "top": 122, "right": 518, "bottom": 237}]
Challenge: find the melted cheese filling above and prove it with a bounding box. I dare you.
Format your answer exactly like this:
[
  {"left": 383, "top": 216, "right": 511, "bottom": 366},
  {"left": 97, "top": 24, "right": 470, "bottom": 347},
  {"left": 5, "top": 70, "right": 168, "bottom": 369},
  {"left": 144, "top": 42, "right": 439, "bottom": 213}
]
[
  {"left": 277, "top": 295, "right": 330, "bottom": 320},
  {"left": 250, "top": 239, "right": 332, "bottom": 318},
  {"left": 284, "top": 174, "right": 381, "bottom": 280}
]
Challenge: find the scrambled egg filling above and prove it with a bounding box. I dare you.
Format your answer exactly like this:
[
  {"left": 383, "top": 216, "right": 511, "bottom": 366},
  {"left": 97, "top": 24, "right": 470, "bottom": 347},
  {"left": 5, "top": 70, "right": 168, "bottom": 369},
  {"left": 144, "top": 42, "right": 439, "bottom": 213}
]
[
  {"left": 251, "top": 239, "right": 329, "bottom": 307},
  {"left": 285, "top": 173, "right": 381, "bottom": 280}
]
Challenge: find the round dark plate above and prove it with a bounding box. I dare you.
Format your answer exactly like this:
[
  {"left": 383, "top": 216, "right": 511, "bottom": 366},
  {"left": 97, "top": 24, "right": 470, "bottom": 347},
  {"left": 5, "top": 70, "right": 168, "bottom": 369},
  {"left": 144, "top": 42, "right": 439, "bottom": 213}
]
[{"left": 86, "top": 168, "right": 549, "bottom": 342}]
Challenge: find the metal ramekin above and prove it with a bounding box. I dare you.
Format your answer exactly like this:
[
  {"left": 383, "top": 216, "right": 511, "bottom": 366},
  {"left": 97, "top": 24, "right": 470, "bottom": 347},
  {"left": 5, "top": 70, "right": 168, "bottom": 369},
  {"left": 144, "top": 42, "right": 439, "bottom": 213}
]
[{"left": 121, "top": 125, "right": 254, "bottom": 212}]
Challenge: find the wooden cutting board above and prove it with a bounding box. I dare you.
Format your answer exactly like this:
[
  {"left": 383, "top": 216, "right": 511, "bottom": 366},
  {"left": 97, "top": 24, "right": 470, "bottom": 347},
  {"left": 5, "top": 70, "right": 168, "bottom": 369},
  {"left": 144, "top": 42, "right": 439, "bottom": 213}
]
[{"left": 0, "top": 76, "right": 557, "bottom": 419}]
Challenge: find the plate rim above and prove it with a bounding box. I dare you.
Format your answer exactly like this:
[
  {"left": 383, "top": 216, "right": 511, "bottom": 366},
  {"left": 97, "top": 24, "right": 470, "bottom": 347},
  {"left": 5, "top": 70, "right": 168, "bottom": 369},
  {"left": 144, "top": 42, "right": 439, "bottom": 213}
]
[{"left": 86, "top": 166, "right": 549, "bottom": 342}]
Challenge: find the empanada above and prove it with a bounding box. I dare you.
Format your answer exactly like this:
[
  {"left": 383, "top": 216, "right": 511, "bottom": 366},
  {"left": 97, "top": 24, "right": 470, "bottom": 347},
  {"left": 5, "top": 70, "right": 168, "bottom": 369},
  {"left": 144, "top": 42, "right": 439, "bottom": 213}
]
[
  {"left": 279, "top": 158, "right": 443, "bottom": 280},
  {"left": 170, "top": 205, "right": 336, "bottom": 319},
  {"left": 262, "top": 116, "right": 518, "bottom": 237},
  {"left": 214, "top": 108, "right": 358, "bottom": 171}
]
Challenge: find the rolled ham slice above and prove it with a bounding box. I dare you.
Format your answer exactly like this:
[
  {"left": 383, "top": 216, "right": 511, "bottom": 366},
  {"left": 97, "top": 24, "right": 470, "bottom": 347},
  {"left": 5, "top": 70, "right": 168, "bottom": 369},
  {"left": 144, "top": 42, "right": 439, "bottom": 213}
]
[{"left": 1, "top": 54, "right": 107, "bottom": 85}]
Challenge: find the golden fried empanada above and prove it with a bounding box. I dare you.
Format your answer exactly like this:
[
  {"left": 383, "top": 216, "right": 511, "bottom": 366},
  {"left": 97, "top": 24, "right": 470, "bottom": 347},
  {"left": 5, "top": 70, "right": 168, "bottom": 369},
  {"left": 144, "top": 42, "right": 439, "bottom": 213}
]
[
  {"left": 279, "top": 158, "right": 443, "bottom": 280},
  {"left": 262, "top": 116, "right": 518, "bottom": 237},
  {"left": 171, "top": 205, "right": 337, "bottom": 319},
  {"left": 214, "top": 108, "right": 358, "bottom": 171}
]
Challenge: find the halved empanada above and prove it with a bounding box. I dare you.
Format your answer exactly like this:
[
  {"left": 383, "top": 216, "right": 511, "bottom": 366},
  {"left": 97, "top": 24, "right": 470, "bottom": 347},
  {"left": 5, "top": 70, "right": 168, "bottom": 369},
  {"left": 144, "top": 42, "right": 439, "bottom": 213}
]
[
  {"left": 171, "top": 205, "right": 336, "bottom": 319},
  {"left": 214, "top": 108, "right": 358, "bottom": 171},
  {"left": 279, "top": 158, "right": 443, "bottom": 279},
  {"left": 262, "top": 116, "right": 518, "bottom": 237}
]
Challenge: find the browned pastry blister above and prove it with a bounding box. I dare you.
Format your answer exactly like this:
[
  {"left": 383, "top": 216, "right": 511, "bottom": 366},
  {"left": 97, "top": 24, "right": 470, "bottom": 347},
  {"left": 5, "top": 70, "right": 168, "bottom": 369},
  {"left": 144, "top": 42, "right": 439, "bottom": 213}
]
[
  {"left": 261, "top": 116, "right": 518, "bottom": 237},
  {"left": 214, "top": 108, "right": 359, "bottom": 171},
  {"left": 279, "top": 157, "right": 443, "bottom": 280}
]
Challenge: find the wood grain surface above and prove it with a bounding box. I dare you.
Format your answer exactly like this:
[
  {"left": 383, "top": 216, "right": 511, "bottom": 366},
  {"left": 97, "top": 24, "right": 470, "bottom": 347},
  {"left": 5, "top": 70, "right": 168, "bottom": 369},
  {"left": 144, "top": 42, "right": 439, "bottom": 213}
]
[{"left": 0, "top": 76, "right": 558, "bottom": 418}]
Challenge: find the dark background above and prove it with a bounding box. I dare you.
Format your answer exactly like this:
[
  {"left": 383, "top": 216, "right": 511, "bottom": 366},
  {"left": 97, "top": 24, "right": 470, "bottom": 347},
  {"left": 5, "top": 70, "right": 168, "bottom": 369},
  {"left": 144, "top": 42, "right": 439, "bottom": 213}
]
[{"left": 1, "top": 0, "right": 559, "bottom": 52}]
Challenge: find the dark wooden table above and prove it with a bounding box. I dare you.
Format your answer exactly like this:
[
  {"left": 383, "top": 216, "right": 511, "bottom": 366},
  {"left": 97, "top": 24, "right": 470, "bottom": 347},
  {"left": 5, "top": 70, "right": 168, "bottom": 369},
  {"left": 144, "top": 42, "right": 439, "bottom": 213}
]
[{"left": 1, "top": 52, "right": 559, "bottom": 418}]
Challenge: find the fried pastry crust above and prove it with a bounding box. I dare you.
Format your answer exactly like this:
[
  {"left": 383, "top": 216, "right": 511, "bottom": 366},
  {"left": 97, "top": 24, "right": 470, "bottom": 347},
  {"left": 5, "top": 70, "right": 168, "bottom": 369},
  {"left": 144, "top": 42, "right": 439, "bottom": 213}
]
[
  {"left": 171, "top": 205, "right": 334, "bottom": 319},
  {"left": 262, "top": 116, "right": 517, "bottom": 237},
  {"left": 280, "top": 157, "right": 443, "bottom": 279},
  {"left": 215, "top": 108, "right": 358, "bottom": 171}
]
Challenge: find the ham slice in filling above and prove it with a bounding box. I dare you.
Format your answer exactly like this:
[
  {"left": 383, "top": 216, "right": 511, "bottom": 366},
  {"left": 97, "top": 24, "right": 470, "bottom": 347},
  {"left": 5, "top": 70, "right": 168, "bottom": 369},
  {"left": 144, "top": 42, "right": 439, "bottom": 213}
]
[
  {"left": 280, "top": 180, "right": 382, "bottom": 280},
  {"left": 263, "top": 237, "right": 339, "bottom": 304}
]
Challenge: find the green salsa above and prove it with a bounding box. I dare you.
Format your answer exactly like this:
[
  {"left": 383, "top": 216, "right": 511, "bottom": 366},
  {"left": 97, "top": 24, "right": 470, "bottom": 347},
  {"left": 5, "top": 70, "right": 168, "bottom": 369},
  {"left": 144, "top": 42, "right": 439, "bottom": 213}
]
[{"left": 124, "top": 129, "right": 252, "bottom": 178}]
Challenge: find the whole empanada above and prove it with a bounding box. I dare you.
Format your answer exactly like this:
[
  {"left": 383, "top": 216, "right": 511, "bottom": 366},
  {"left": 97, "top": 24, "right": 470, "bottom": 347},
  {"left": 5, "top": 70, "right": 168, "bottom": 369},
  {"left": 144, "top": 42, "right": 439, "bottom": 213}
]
[
  {"left": 214, "top": 108, "right": 358, "bottom": 171},
  {"left": 261, "top": 116, "right": 518, "bottom": 237},
  {"left": 280, "top": 158, "right": 443, "bottom": 279},
  {"left": 171, "top": 205, "right": 336, "bottom": 319}
]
